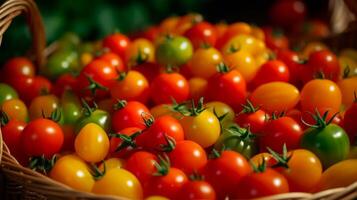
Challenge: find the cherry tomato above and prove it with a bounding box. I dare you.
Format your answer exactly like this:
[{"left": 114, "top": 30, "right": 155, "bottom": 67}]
[
  {"left": 155, "top": 35, "right": 193, "bottom": 66},
  {"left": 250, "top": 82, "right": 300, "bottom": 113},
  {"left": 43, "top": 49, "right": 78, "bottom": 80},
  {"left": 180, "top": 109, "right": 220, "bottom": 148},
  {"left": 250, "top": 152, "right": 274, "bottom": 167},
  {"left": 260, "top": 116, "right": 303, "bottom": 153},
  {"left": 61, "top": 90, "right": 82, "bottom": 125},
  {"left": 262, "top": 27, "right": 289, "bottom": 50},
  {"left": 0, "top": 83, "right": 18, "bottom": 105},
  {"left": 98, "top": 51, "right": 125, "bottom": 72},
  {"left": 205, "top": 101, "right": 235, "bottom": 126},
  {"left": 1, "top": 57, "right": 35, "bottom": 82},
  {"left": 206, "top": 65, "right": 247, "bottom": 110},
  {"left": 150, "top": 72, "right": 189, "bottom": 104},
  {"left": 7, "top": 76, "right": 34, "bottom": 103},
  {"left": 188, "top": 46, "right": 222, "bottom": 79},
  {"left": 343, "top": 100, "right": 357, "bottom": 143},
  {"left": 61, "top": 125, "right": 76, "bottom": 152},
  {"left": 125, "top": 38, "right": 155, "bottom": 65},
  {"left": 174, "top": 13, "right": 203, "bottom": 35},
  {"left": 176, "top": 180, "right": 216, "bottom": 200},
  {"left": 338, "top": 77, "right": 357, "bottom": 108},
  {"left": 125, "top": 151, "right": 158, "bottom": 185},
  {"left": 317, "top": 159, "right": 357, "bottom": 191},
  {"left": 92, "top": 168, "right": 143, "bottom": 199},
  {"left": 188, "top": 77, "right": 208, "bottom": 101},
  {"left": 150, "top": 104, "right": 183, "bottom": 119},
  {"left": 26, "top": 76, "right": 53, "bottom": 102},
  {"left": 216, "top": 22, "right": 252, "bottom": 49},
  {"left": 29, "top": 94, "right": 60, "bottom": 120},
  {"left": 75, "top": 123, "right": 110, "bottom": 163},
  {"left": 52, "top": 73, "right": 77, "bottom": 96},
  {"left": 1, "top": 99, "right": 28, "bottom": 122},
  {"left": 202, "top": 150, "right": 252, "bottom": 199},
  {"left": 109, "top": 127, "right": 142, "bottom": 158},
  {"left": 159, "top": 16, "right": 179, "bottom": 34},
  {"left": 223, "top": 50, "right": 258, "bottom": 82},
  {"left": 184, "top": 21, "right": 217, "bottom": 49},
  {"left": 252, "top": 60, "right": 290, "bottom": 88},
  {"left": 277, "top": 49, "right": 302, "bottom": 84},
  {"left": 222, "top": 34, "right": 264, "bottom": 56},
  {"left": 301, "top": 42, "right": 329, "bottom": 58},
  {"left": 235, "top": 101, "right": 267, "bottom": 133},
  {"left": 306, "top": 50, "right": 340, "bottom": 82},
  {"left": 110, "top": 70, "right": 149, "bottom": 103},
  {"left": 1, "top": 119, "right": 26, "bottom": 161},
  {"left": 21, "top": 118, "right": 64, "bottom": 158},
  {"left": 168, "top": 140, "right": 207, "bottom": 174},
  {"left": 75, "top": 105, "right": 111, "bottom": 133},
  {"left": 269, "top": 0, "right": 306, "bottom": 28},
  {"left": 50, "top": 154, "right": 94, "bottom": 192},
  {"left": 131, "top": 62, "right": 161, "bottom": 83},
  {"left": 98, "top": 158, "right": 125, "bottom": 172},
  {"left": 233, "top": 167, "right": 289, "bottom": 199},
  {"left": 102, "top": 33, "right": 130, "bottom": 59},
  {"left": 111, "top": 100, "right": 150, "bottom": 132},
  {"left": 139, "top": 115, "right": 184, "bottom": 150}
]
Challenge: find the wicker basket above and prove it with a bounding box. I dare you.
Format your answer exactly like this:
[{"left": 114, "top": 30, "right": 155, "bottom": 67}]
[{"left": 0, "top": 0, "right": 357, "bottom": 199}]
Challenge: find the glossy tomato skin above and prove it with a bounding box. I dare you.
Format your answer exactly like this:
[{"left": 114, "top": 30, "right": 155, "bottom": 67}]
[
  {"left": 260, "top": 117, "right": 303, "bottom": 153},
  {"left": 305, "top": 50, "right": 340, "bottom": 82},
  {"left": 1, "top": 120, "right": 26, "bottom": 161},
  {"left": 125, "top": 151, "right": 158, "bottom": 185},
  {"left": 263, "top": 27, "right": 289, "bottom": 50},
  {"left": 0, "top": 83, "right": 18, "bottom": 105},
  {"left": 343, "top": 103, "right": 357, "bottom": 143},
  {"left": 277, "top": 50, "right": 302, "bottom": 85},
  {"left": 168, "top": 140, "right": 207, "bottom": 174},
  {"left": 1, "top": 99, "right": 29, "bottom": 122},
  {"left": 233, "top": 168, "right": 289, "bottom": 199},
  {"left": 50, "top": 154, "right": 94, "bottom": 192},
  {"left": 29, "top": 94, "right": 60, "bottom": 120},
  {"left": 235, "top": 109, "right": 267, "bottom": 133},
  {"left": 206, "top": 69, "right": 247, "bottom": 111},
  {"left": 109, "top": 127, "right": 142, "bottom": 158},
  {"left": 175, "top": 180, "right": 216, "bottom": 200},
  {"left": 1, "top": 57, "right": 35, "bottom": 82},
  {"left": 275, "top": 149, "right": 322, "bottom": 192},
  {"left": 301, "top": 124, "right": 350, "bottom": 168},
  {"left": 92, "top": 168, "right": 143, "bottom": 199},
  {"left": 187, "top": 47, "right": 222, "bottom": 79},
  {"left": 184, "top": 21, "right": 217, "bottom": 49},
  {"left": 150, "top": 73, "right": 189, "bottom": 105},
  {"left": 110, "top": 70, "right": 149, "bottom": 103},
  {"left": 25, "top": 76, "right": 53, "bottom": 102},
  {"left": 201, "top": 150, "right": 252, "bottom": 199},
  {"left": 252, "top": 60, "right": 290, "bottom": 88},
  {"left": 145, "top": 168, "right": 188, "bottom": 199},
  {"left": 98, "top": 52, "right": 125, "bottom": 72},
  {"left": 138, "top": 115, "right": 184, "bottom": 150},
  {"left": 75, "top": 108, "right": 111, "bottom": 133},
  {"left": 205, "top": 101, "right": 235, "bottom": 126},
  {"left": 102, "top": 33, "right": 130, "bottom": 59},
  {"left": 7, "top": 76, "right": 34, "bottom": 103},
  {"left": 250, "top": 82, "right": 300, "bottom": 113},
  {"left": 125, "top": 38, "right": 155, "bottom": 64},
  {"left": 21, "top": 118, "right": 64, "bottom": 158},
  {"left": 155, "top": 36, "right": 193, "bottom": 66},
  {"left": 111, "top": 101, "right": 150, "bottom": 132}
]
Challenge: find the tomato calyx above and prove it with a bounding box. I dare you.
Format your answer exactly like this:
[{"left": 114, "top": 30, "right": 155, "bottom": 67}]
[
  {"left": 189, "top": 97, "right": 206, "bottom": 116},
  {"left": 132, "top": 49, "right": 150, "bottom": 66},
  {"left": 228, "top": 44, "right": 240, "bottom": 54},
  {"left": 91, "top": 160, "right": 106, "bottom": 180},
  {"left": 240, "top": 100, "right": 260, "bottom": 114},
  {"left": 200, "top": 42, "right": 212, "bottom": 49},
  {"left": 301, "top": 109, "right": 339, "bottom": 130},
  {"left": 42, "top": 108, "right": 62, "bottom": 122},
  {"left": 81, "top": 98, "right": 98, "bottom": 116},
  {"left": 84, "top": 75, "right": 108, "bottom": 96},
  {"left": 153, "top": 154, "right": 171, "bottom": 176},
  {"left": 160, "top": 134, "right": 177, "bottom": 152},
  {"left": 225, "top": 125, "right": 256, "bottom": 143},
  {"left": 117, "top": 72, "right": 127, "bottom": 81},
  {"left": 250, "top": 157, "right": 267, "bottom": 173},
  {"left": 269, "top": 111, "right": 286, "bottom": 120},
  {"left": 113, "top": 99, "right": 127, "bottom": 110},
  {"left": 267, "top": 144, "right": 292, "bottom": 169},
  {"left": 209, "top": 148, "right": 222, "bottom": 159},
  {"left": 342, "top": 66, "right": 351, "bottom": 79},
  {"left": 169, "top": 97, "right": 190, "bottom": 117},
  {"left": 142, "top": 112, "right": 155, "bottom": 127},
  {"left": 216, "top": 62, "right": 231, "bottom": 74},
  {"left": 0, "top": 110, "right": 9, "bottom": 126},
  {"left": 29, "top": 155, "right": 58, "bottom": 174},
  {"left": 189, "top": 172, "right": 205, "bottom": 181},
  {"left": 110, "top": 131, "right": 142, "bottom": 152}
]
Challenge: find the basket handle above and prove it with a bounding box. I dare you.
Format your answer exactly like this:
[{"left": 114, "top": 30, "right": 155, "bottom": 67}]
[{"left": 0, "top": 0, "right": 46, "bottom": 66}]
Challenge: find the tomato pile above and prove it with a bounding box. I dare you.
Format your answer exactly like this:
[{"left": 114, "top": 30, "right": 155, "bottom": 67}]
[{"left": 1, "top": 12, "right": 357, "bottom": 200}]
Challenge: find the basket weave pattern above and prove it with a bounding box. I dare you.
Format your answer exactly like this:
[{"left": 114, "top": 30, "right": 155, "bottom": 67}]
[{"left": 0, "top": 0, "right": 356, "bottom": 199}]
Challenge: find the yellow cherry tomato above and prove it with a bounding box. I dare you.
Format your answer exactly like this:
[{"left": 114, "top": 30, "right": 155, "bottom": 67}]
[
  {"left": 205, "top": 101, "right": 235, "bottom": 126},
  {"left": 50, "top": 154, "right": 94, "bottom": 192},
  {"left": 250, "top": 82, "right": 300, "bottom": 113},
  {"left": 188, "top": 47, "right": 222, "bottom": 79},
  {"left": 92, "top": 168, "right": 143, "bottom": 199},
  {"left": 189, "top": 77, "right": 208, "bottom": 101},
  {"left": 301, "top": 42, "right": 329, "bottom": 58},
  {"left": 339, "top": 56, "right": 357, "bottom": 77},
  {"left": 125, "top": 38, "right": 155, "bottom": 65},
  {"left": 29, "top": 94, "right": 60, "bottom": 120},
  {"left": 1, "top": 99, "right": 28, "bottom": 122},
  {"left": 224, "top": 50, "right": 258, "bottom": 82},
  {"left": 150, "top": 104, "right": 183, "bottom": 119},
  {"left": 145, "top": 196, "right": 169, "bottom": 200},
  {"left": 180, "top": 110, "right": 220, "bottom": 148},
  {"left": 317, "top": 159, "right": 357, "bottom": 191},
  {"left": 98, "top": 158, "right": 125, "bottom": 171},
  {"left": 222, "top": 34, "right": 265, "bottom": 56},
  {"left": 337, "top": 77, "right": 357, "bottom": 108},
  {"left": 75, "top": 123, "right": 110, "bottom": 163}
]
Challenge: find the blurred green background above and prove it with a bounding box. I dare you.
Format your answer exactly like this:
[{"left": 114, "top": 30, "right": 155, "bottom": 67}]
[{"left": 0, "top": 0, "right": 327, "bottom": 62}]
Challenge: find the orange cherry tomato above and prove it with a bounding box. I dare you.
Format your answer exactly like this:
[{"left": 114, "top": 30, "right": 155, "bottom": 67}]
[
  {"left": 337, "top": 77, "right": 357, "bottom": 108},
  {"left": 189, "top": 77, "right": 208, "bottom": 101},
  {"left": 29, "top": 94, "right": 60, "bottom": 120},
  {"left": 224, "top": 50, "right": 258, "bottom": 82},
  {"left": 1, "top": 99, "right": 28, "bottom": 122},
  {"left": 188, "top": 47, "right": 222, "bottom": 79},
  {"left": 125, "top": 38, "right": 155, "bottom": 65}
]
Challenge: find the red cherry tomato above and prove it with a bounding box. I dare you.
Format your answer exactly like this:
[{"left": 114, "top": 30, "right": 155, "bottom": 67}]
[
  {"left": 252, "top": 60, "right": 290, "bottom": 89},
  {"left": 202, "top": 150, "right": 251, "bottom": 199},
  {"left": 27, "top": 76, "right": 53, "bottom": 101},
  {"left": 53, "top": 74, "right": 77, "bottom": 96},
  {"left": 125, "top": 151, "right": 158, "bottom": 186},
  {"left": 102, "top": 33, "right": 131, "bottom": 59},
  {"left": 206, "top": 65, "right": 247, "bottom": 111},
  {"left": 343, "top": 102, "right": 357, "bottom": 144},
  {"left": 1, "top": 119, "right": 26, "bottom": 161},
  {"left": 150, "top": 72, "right": 189, "bottom": 105},
  {"left": 1, "top": 57, "right": 35, "bottom": 82},
  {"left": 260, "top": 116, "right": 303, "bottom": 153},
  {"left": 168, "top": 140, "right": 207, "bottom": 174},
  {"left": 184, "top": 21, "right": 217, "bottom": 49},
  {"left": 21, "top": 118, "right": 64, "bottom": 158},
  {"left": 263, "top": 27, "right": 290, "bottom": 50},
  {"left": 111, "top": 101, "right": 150, "bottom": 132},
  {"left": 131, "top": 62, "right": 161, "bottom": 83},
  {"left": 176, "top": 180, "right": 216, "bottom": 200},
  {"left": 109, "top": 127, "right": 142, "bottom": 158},
  {"left": 235, "top": 101, "right": 267, "bottom": 133},
  {"left": 269, "top": 0, "right": 306, "bottom": 28},
  {"left": 98, "top": 52, "right": 125, "bottom": 72},
  {"left": 277, "top": 50, "right": 302, "bottom": 84}
]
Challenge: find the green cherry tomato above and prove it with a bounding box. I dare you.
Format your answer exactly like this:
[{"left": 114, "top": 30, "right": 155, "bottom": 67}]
[
  {"left": 0, "top": 83, "right": 18, "bottom": 105},
  {"left": 75, "top": 108, "right": 111, "bottom": 133},
  {"left": 61, "top": 90, "right": 82, "bottom": 125},
  {"left": 300, "top": 112, "right": 350, "bottom": 168},
  {"left": 214, "top": 124, "right": 258, "bottom": 159},
  {"left": 42, "top": 49, "right": 79, "bottom": 80},
  {"left": 155, "top": 35, "right": 193, "bottom": 66}
]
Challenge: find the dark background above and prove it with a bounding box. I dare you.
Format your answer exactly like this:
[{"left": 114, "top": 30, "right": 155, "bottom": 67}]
[{"left": 0, "top": 0, "right": 328, "bottom": 62}]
